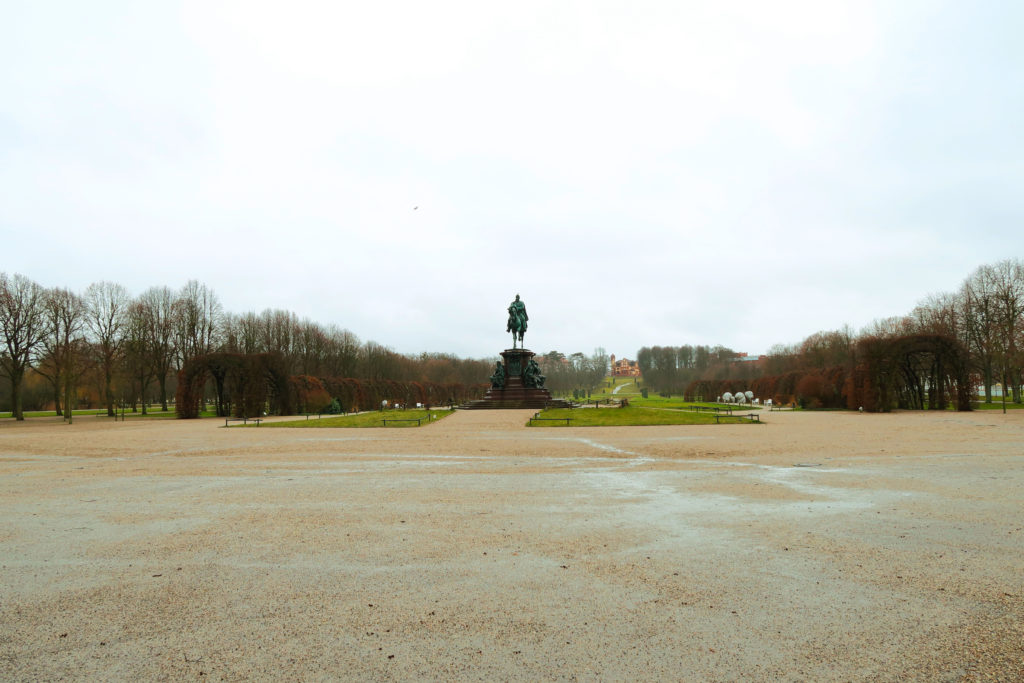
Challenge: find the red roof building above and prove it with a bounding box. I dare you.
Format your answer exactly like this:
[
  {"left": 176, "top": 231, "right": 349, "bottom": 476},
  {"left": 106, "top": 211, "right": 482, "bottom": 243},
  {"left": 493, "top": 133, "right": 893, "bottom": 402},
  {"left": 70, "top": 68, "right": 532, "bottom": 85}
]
[{"left": 609, "top": 355, "right": 641, "bottom": 377}]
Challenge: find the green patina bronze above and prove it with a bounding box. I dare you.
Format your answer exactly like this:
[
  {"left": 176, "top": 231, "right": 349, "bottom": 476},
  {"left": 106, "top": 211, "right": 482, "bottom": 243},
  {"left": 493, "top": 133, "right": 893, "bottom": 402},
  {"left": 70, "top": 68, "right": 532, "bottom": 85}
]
[
  {"left": 507, "top": 294, "right": 528, "bottom": 348},
  {"left": 524, "top": 358, "right": 546, "bottom": 389},
  {"left": 489, "top": 361, "right": 506, "bottom": 389},
  {"left": 459, "top": 295, "right": 569, "bottom": 408}
]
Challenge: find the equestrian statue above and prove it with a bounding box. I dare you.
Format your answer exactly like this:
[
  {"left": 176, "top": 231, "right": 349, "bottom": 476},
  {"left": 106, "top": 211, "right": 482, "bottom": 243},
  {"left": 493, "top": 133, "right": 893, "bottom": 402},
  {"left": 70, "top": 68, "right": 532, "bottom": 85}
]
[{"left": 507, "top": 294, "right": 528, "bottom": 348}]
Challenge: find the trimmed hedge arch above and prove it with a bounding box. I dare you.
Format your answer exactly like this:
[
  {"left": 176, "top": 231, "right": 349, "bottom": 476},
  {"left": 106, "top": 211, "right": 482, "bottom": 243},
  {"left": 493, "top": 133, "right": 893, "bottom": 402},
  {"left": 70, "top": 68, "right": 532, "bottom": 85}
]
[
  {"left": 176, "top": 352, "right": 293, "bottom": 418},
  {"left": 681, "top": 335, "right": 970, "bottom": 412},
  {"left": 177, "top": 354, "right": 489, "bottom": 419},
  {"left": 846, "top": 334, "right": 971, "bottom": 412}
]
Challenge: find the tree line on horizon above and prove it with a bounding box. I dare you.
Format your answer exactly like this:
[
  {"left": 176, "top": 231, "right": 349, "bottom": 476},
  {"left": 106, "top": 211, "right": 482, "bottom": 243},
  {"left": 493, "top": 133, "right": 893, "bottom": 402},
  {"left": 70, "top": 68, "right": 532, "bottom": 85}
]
[
  {"left": 0, "top": 275, "right": 498, "bottom": 419},
  {"left": 8, "top": 260, "right": 1016, "bottom": 418},
  {"left": 536, "top": 349, "right": 610, "bottom": 395},
  {"left": 636, "top": 259, "right": 1023, "bottom": 410}
]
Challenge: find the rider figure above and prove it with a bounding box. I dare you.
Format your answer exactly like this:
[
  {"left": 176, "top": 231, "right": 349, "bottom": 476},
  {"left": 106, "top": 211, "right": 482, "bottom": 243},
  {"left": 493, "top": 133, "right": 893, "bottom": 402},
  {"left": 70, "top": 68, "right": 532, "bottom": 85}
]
[{"left": 507, "top": 294, "right": 528, "bottom": 346}]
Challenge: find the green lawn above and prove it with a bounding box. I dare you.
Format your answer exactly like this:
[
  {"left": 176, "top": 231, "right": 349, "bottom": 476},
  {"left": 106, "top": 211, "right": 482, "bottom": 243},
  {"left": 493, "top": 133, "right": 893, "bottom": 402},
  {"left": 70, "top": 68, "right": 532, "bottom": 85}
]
[
  {"left": 1, "top": 409, "right": 217, "bottom": 419},
  {"left": 527, "top": 405, "right": 761, "bottom": 427},
  {"left": 256, "top": 409, "right": 453, "bottom": 428},
  {"left": 547, "top": 381, "right": 764, "bottom": 413},
  {"left": 549, "top": 378, "right": 644, "bottom": 400},
  {"left": 0, "top": 408, "right": 104, "bottom": 419},
  {"left": 971, "top": 400, "right": 1024, "bottom": 410},
  {"left": 628, "top": 396, "right": 761, "bottom": 411}
]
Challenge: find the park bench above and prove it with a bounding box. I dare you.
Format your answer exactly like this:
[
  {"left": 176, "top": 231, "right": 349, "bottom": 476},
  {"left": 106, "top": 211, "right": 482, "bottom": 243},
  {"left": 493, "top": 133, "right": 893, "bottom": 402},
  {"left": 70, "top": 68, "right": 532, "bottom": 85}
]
[
  {"left": 713, "top": 413, "right": 760, "bottom": 424},
  {"left": 689, "top": 405, "right": 734, "bottom": 413},
  {"left": 224, "top": 417, "right": 262, "bottom": 427},
  {"left": 381, "top": 418, "right": 422, "bottom": 426},
  {"left": 529, "top": 416, "right": 573, "bottom": 425}
]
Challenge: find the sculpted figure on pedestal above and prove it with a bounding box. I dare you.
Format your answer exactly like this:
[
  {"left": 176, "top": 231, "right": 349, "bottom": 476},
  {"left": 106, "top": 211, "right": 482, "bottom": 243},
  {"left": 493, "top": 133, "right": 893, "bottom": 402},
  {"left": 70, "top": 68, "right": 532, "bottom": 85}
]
[{"left": 507, "top": 294, "right": 528, "bottom": 348}]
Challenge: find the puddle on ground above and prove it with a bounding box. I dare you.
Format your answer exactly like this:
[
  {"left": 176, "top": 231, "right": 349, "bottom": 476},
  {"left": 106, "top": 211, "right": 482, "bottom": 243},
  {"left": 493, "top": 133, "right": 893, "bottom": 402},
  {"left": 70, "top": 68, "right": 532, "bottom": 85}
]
[{"left": 576, "top": 462, "right": 884, "bottom": 522}]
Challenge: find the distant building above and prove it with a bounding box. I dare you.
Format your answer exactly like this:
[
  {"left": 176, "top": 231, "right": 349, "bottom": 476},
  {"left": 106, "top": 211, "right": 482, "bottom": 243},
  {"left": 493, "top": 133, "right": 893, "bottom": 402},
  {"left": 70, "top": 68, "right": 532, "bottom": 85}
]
[
  {"left": 609, "top": 354, "right": 641, "bottom": 377},
  {"left": 730, "top": 352, "right": 767, "bottom": 363}
]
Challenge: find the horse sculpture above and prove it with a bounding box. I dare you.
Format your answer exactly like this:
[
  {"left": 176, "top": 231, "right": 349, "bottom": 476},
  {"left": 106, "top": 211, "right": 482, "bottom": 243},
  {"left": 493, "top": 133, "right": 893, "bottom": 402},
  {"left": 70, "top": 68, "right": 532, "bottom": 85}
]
[{"left": 507, "top": 294, "right": 528, "bottom": 348}]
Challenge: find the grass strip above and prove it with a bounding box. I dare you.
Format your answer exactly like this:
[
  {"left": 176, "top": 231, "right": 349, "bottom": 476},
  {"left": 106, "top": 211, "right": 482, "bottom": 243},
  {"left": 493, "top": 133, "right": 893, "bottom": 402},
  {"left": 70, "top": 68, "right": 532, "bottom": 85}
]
[
  {"left": 527, "top": 406, "right": 760, "bottom": 427},
  {"left": 0, "top": 408, "right": 211, "bottom": 419},
  {"left": 970, "top": 401, "right": 1024, "bottom": 410},
  {"left": 258, "top": 409, "right": 453, "bottom": 428}
]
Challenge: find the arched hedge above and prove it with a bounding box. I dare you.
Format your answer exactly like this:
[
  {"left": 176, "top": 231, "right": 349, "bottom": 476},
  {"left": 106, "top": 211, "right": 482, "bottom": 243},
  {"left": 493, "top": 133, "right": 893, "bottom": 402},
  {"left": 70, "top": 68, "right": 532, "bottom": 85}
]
[
  {"left": 176, "top": 352, "right": 293, "bottom": 418},
  {"left": 845, "top": 334, "right": 971, "bottom": 412},
  {"left": 682, "top": 334, "right": 971, "bottom": 412},
  {"left": 177, "top": 354, "right": 489, "bottom": 418}
]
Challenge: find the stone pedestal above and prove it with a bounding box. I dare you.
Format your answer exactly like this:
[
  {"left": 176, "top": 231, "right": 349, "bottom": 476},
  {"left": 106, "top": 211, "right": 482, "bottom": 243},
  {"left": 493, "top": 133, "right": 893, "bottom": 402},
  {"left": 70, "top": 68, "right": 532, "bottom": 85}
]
[{"left": 461, "top": 348, "right": 573, "bottom": 409}]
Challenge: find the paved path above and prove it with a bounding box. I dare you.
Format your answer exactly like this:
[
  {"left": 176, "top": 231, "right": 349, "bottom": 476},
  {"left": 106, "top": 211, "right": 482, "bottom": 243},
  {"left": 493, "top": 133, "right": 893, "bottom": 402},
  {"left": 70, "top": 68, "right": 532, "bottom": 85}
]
[
  {"left": 611, "top": 380, "right": 634, "bottom": 394},
  {"left": 1, "top": 410, "right": 1022, "bottom": 680}
]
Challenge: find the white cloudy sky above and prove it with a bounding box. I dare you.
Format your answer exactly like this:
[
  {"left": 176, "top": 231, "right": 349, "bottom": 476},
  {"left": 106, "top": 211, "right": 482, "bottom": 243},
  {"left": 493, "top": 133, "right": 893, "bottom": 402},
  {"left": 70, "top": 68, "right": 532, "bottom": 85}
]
[{"left": 2, "top": 1, "right": 1022, "bottom": 359}]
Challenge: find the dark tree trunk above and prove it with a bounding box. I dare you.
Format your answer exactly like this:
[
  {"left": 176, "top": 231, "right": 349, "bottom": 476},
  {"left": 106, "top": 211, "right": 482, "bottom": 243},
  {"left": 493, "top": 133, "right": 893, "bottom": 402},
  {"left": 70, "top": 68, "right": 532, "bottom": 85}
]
[
  {"left": 64, "top": 379, "right": 73, "bottom": 424},
  {"left": 11, "top": 370, "right": 24, "bottom": 420},
  {"left": 157, "top": 371, "right": 169, "bottom": 412},
  {"left": 104, "top": 361, "right": 115, "bottom": 417}
]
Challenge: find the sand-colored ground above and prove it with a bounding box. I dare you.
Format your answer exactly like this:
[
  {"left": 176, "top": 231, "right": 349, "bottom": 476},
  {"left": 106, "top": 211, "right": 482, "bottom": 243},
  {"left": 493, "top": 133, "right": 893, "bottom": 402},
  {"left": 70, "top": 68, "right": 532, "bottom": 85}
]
[{"left": 1, "top": 409, "right": 1022, "bottom": 681}]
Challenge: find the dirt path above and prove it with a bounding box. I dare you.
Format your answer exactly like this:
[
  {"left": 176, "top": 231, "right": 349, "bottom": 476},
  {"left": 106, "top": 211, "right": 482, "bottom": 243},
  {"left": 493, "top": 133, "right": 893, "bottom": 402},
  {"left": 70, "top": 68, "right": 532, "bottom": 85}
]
[{"left": 1, "top": 410, "right": 1022, "bottom": 680}]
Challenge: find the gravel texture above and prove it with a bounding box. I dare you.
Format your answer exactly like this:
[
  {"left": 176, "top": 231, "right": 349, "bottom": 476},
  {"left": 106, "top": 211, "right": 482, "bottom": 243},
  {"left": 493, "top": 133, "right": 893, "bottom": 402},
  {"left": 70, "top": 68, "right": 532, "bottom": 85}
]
[{"left": 1, "top": 409, "right": 1022, "bottom": 681}]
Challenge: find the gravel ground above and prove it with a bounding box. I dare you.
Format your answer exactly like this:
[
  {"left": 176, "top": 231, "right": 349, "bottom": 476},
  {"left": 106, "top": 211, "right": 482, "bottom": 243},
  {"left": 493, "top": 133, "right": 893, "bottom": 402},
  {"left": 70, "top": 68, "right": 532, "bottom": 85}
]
[{"left": 1, "top": 409, "right": 1022, "bottom": 681}]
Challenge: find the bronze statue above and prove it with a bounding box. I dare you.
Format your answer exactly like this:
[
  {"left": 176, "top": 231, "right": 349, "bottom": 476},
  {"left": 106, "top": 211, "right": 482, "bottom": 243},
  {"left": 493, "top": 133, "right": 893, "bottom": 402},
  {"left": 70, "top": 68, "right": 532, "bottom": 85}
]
[
  {"left": 507, "top": 294, "right": 528, "bottom": 348},
  {"left": 523, "top": 358, "right": 546, "bottom": 388},
  {"left": 489, "top": 361, "right": 505, "bottom": 389}
]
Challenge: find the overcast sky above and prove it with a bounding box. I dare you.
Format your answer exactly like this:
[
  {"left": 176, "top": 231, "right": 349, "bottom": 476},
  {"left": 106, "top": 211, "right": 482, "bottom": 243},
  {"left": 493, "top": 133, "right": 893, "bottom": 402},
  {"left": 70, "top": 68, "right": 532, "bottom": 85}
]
[{"left": 2, "top": 1, "right": 1022, "bottom": 359}]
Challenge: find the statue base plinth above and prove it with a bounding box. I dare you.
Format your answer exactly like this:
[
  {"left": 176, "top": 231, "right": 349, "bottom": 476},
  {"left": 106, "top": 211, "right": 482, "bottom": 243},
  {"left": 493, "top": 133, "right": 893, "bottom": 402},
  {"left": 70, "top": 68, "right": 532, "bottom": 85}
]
[{"left": 461, "top": 348, "right": 574, "bottom": 410}]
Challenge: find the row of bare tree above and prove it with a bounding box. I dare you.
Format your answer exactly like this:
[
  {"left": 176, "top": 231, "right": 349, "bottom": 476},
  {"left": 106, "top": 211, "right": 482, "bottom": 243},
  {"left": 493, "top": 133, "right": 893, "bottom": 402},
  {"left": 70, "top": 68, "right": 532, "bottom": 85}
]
[
  {"left": 636, "top": 259, "right": 1024, "bottom": 406},
  {"left": 764, "top": 259, "right": 1024, "bottom": 404},
  {"left": 634, "top": 344, "right": 742, "bottom": 395},
  {"left": 536, "top": 349, "right": 610, "bottom": 393},
  {"left": 0, "top": 274, "right": 492, "bottom": 420},
  {"left": 0, "top": 276, "right": 237, "bottom": 420}
]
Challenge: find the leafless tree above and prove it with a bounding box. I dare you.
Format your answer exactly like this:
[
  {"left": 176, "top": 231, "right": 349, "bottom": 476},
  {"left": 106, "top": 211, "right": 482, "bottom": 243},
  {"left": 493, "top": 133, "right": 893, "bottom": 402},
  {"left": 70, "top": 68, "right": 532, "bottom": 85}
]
[
  {"left": 910, "top": 292, "right": 961, "bottom": 339},
  {"left": 261, "top": 309, "right": 296, "bottom": 359},
  {"left": 34, "top": 288, "right": 89, "bottom": 421},
  {"left": 294, "top": 318, "right": 328, "bottom": 376},
  {"left": 322, "top": 326, "right": 360, "bottom": 378},
  {"left": 122, "top": 301, "right": 155, "bottom": 414},
  {"left": 798, "top": 327, "right": 855, "bottom": 369},
  {"left": 138, "top": 286, "right": 177, "bottom": 410},
  {"left": 0, "top": 273, "right": 47, "bottom": 420},
  {"left": 358, "top": 341, "right": 407, "bottom": 381},
  {"left": 236, "top": 311, "right": 262, "bottom": 354},
  {"left": 84, "top": 281, "right": 130, "bottom": 416},
  {"left": 986, "top": 259, "right": 1024, "bottom": 404},
  {"left": 34, "top": 307, "right": 65, "bottom": 415},
  {"left": 174, "top": 280, "right": 221, "bottom": 367},
  {"left": 960, "top": 267, "right": 1000, "bottom": 403},
  {"left": 860, "top": 316, "right": 915, "bottom": 340}
]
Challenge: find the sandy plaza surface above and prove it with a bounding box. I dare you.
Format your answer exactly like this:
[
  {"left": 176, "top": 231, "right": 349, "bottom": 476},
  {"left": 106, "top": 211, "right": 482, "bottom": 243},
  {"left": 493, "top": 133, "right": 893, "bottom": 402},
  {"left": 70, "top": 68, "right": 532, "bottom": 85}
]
[{"left": 1, "top": 408, "right": 1022, "bottom": 681}]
